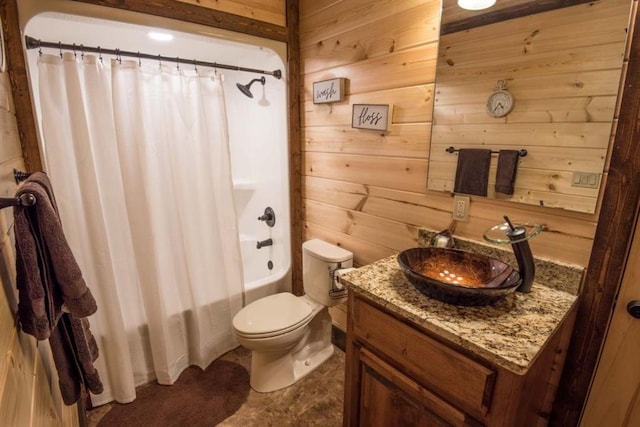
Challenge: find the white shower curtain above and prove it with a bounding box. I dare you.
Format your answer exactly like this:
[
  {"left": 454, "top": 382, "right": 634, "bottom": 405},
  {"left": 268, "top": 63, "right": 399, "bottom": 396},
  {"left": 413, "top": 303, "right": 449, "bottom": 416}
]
[{"left": 36, "top": 52, "right": 244, "bottom": 405}]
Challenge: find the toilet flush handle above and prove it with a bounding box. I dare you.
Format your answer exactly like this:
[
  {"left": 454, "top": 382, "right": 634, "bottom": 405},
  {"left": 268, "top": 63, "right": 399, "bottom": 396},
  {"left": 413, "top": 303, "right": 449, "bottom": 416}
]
[{"left": 329, "top": 263, "right": 355, "bottom": 300}]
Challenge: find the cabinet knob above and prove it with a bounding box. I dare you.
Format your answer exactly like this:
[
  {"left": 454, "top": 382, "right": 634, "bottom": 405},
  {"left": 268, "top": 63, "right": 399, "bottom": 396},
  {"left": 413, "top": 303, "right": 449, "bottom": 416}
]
[{"left": 627, "top": 300, "right": 640, "bottom": 319}]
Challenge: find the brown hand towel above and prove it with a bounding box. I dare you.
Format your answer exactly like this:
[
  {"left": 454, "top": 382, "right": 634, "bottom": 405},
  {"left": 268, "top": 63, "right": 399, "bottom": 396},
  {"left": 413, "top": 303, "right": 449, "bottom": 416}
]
[
  {"left": 453, "top": 149, "right": 491, "bottom": 197},
  {"left": 14, "top": 172, "right": 97, "bottom": 338},
  {"left": 14, "top": 172, "right": 104, "bottom": 404},
  {"left": 495, "top": 150, "right": 520, "bottom": 195},
  {"left": 50, "top": 314, "right": 103, "bottom": 405},
  {"left": 69, "top": 316, "right": 104, "bottom": 394}
]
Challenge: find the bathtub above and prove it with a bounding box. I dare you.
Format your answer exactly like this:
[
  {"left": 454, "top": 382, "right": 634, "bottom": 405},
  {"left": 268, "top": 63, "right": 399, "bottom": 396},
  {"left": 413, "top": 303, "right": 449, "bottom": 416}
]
[{"left": 239, "top": 234, "right": 291, "bottom": 304}]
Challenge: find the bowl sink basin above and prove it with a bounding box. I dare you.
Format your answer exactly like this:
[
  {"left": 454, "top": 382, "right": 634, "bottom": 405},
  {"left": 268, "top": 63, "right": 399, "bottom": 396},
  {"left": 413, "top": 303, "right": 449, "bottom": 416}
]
[{"left": 397, "top": 247, "right": 522, "bottom": 306}]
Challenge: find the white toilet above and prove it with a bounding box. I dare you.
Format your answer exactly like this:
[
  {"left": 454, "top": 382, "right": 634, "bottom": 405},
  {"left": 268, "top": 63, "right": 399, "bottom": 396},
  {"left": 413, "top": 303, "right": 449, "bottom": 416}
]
[{"left": 232, "top": 239, "right": 353, "bottom": 392}]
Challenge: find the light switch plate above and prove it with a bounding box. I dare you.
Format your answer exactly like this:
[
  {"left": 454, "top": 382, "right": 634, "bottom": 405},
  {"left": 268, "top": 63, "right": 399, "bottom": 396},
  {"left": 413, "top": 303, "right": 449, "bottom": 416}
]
[{"left": 571, "top": 172, "right": 600, "bottom": 189}]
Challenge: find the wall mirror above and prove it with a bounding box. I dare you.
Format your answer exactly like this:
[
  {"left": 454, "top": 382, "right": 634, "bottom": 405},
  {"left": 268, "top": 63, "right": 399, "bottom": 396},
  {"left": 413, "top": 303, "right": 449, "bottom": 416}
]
[{"left": 427, "top": 0, "right": 632, "bottom": 214}]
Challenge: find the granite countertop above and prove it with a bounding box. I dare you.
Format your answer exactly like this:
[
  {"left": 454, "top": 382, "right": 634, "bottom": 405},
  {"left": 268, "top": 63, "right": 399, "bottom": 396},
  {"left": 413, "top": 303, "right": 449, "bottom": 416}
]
[{"left": 339, "top": 254, "right": 579, "bottom": 375}]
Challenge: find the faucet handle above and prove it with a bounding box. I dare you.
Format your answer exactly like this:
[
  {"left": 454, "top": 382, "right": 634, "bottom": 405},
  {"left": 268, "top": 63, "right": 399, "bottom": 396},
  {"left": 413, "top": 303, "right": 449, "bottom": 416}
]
[
  {"left": 482, "top": 221, "right": 542, "bottom": 245},
  {"left": 257, "top": 207, "right": 276, "bottom": 227}
]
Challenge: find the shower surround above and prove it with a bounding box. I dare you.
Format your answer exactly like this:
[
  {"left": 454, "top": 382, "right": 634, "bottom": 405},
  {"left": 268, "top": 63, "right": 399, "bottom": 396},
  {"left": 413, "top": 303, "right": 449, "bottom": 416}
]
[{"left": 22, "top": 7, "right": 290, "bottom": 406}]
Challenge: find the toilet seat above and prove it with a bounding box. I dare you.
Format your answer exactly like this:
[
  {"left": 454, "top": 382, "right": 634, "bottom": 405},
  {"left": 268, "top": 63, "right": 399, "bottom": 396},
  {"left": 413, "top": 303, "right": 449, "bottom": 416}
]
[
  {"left": 234, "top": 313, "right": 313, "bottom": 339},
  {"left": 233, "top": 293, "right": 319, "bottom": 339}
]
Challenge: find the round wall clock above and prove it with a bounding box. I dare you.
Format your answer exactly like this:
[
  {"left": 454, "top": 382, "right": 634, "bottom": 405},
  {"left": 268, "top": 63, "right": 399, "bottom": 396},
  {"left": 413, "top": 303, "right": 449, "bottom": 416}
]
[{"left": 486, "top": 81, "right": 514, "bottom": 117}]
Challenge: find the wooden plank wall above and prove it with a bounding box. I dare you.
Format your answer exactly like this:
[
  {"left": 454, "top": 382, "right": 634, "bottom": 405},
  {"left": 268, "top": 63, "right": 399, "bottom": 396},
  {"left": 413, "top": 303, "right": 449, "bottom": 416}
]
[
  {"left": 429, "top": 0, "right": 630, "bottom": 214},
  {"left": 175, "top": 0, "right": 286, "bottom": 26},
  {"left": 0, "top": 66, "right": 78, "bottom": 426},
  {"left": 298, "top": 0, "right": 630, "bottom": 330}
]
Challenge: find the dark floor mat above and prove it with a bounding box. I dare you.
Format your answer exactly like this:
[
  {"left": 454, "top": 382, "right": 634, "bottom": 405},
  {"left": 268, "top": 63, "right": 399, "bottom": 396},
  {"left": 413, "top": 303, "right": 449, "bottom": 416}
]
[{"left": 97, "top": 359, "right": 250, "bottom": 427}]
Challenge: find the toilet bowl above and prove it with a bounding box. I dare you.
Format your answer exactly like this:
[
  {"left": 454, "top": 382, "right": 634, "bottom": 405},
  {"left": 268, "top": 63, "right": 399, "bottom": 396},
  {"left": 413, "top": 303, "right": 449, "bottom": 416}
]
[{"left": 232, "top": 239, "right": 353, "bottom": 392}]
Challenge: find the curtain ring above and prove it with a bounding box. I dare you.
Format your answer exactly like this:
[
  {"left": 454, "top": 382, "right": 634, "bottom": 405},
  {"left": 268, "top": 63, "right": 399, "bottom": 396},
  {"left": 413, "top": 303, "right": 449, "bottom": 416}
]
[
  {"left": 98, "top": 46, "right": 103, "bottom": 63},
  {"left": 176, "top": 56, "right": 180, "bottom": 71},
  {"left": 158, "top": 54, "right": 162, "bottom": 68},
  {"left": 80, "top": 44, "right": 84, "bottom": 60},
  {"left": 115, "top": 48, "right": 121, "bottom": 64},
  {"left": 138, "top": 51, "right": 141, "bottom": 67},
  {"left": 72, "top": 43, "right": 77, "bottom": 59},
  {"left": 193, "top": 58, "right": 197, "bottom": 72},
  {"left": 38, "top": 39, "right": 42, "bottom": 56},
  {"left": 58, "top": 41, "right": 62, "bottom": 58}
]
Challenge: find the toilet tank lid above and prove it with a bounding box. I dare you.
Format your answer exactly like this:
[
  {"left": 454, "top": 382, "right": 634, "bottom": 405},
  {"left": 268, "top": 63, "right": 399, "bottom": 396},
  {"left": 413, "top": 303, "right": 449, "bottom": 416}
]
[{"left": 302, "top": 239, "right": 353, "bottom": 263}]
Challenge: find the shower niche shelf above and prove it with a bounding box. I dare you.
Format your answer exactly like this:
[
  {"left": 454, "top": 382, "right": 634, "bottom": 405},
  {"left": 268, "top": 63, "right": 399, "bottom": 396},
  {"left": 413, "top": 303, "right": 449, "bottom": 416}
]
[{"left": 233, "top": 179, "right": 257, "bottom": 191}]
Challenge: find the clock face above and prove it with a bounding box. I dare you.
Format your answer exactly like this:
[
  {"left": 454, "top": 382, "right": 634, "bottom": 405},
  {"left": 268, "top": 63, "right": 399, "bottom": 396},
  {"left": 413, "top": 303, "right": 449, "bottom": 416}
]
[{"left": 487, "top": 90, "right": 514, "bottom": 117}]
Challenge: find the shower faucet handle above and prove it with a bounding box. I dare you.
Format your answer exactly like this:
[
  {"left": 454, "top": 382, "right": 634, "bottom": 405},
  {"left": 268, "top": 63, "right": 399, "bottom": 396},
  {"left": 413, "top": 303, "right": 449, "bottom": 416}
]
[{"left": 258, "top": 207, "right": 276, "bottom": 227}]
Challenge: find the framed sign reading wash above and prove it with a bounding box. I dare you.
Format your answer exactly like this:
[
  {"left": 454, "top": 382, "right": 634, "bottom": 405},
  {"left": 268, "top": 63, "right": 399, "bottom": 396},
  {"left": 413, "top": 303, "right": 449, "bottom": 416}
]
[
  {"left": 351, "top": 104, "right": 392, "bottom": 131},
  {"left": 312, "top": 78, "right": 345, "bottom": 104}
]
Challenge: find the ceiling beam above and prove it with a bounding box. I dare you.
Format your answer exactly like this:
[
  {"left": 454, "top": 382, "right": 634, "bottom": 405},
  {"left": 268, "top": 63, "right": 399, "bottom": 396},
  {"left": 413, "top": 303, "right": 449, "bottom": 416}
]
[
  {"left": 71, "top": 0, "right": 288, "bottom": 42},
  {"left": 442, "top": 0, "right": 595, "bottom": 34}
]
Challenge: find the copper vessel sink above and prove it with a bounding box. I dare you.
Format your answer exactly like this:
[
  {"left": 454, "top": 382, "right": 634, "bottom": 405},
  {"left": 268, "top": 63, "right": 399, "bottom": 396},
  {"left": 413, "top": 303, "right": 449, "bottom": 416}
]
[{"left": 397, "top": 247, "right": 521, "bottom": 306}]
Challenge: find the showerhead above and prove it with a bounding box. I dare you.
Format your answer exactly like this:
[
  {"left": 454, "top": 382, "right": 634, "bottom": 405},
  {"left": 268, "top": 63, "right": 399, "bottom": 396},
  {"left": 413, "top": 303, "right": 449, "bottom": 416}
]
[{"left": 236, "top": 76, "right": 266, "bottom": 98}]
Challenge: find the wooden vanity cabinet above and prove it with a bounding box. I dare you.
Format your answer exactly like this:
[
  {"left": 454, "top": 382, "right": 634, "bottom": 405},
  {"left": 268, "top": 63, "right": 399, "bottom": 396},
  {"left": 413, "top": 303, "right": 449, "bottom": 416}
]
[{"left": 343, "top": 291, "right": 577, "bottom": 426}]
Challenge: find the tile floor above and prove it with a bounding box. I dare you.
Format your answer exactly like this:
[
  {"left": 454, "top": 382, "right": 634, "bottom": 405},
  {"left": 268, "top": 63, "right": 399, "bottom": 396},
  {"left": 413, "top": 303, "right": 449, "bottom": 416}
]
[{"left": 88, "top": 346, "right": 345, "bottom": 426}]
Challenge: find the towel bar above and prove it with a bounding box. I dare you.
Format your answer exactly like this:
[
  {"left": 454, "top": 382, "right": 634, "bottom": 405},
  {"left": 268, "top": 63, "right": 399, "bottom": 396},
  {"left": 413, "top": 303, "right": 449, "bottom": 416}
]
[
  {"left": 0, "top": 169, "right": 36, "bottom": 210},
  {"left": 0, "top": 193, "right": 36, "bottom": 210},
  {"left": 446, "top": 146, "right": 528, "bottom": 157}
]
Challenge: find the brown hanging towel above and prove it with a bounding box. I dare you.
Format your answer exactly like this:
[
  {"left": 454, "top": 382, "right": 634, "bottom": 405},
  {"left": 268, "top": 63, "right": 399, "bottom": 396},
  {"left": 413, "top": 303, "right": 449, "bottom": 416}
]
[
  {"left": 14, "top": 172, "right": 103, "bottom": 405},
  {"left": 453, "top": 149, "right": 492, "bottom": 197},
  {"left": 495, "top": 150, "right": 521, "bottom": 195}
]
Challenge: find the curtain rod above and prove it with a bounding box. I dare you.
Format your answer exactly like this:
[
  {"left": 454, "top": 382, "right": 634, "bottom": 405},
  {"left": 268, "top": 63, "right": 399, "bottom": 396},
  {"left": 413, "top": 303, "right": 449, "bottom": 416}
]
[{"left": 24, "top": 35, "right": 282, "bottom": 80}]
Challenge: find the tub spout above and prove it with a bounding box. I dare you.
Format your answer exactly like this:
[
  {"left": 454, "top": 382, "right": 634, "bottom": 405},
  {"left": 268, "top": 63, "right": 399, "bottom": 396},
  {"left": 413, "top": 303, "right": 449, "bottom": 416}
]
[{"left": 257, "top": 238, "right": 273, "bottom": 249}]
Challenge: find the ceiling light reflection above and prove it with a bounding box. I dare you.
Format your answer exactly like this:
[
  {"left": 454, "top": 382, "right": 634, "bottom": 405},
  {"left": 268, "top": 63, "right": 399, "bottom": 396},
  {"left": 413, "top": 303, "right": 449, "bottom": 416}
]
[
  {"left": 148, "top": 31, "right": 174, "bottom": 42},
  {"left": 457, "top": 0, "right": 496, "bottom": 11}
]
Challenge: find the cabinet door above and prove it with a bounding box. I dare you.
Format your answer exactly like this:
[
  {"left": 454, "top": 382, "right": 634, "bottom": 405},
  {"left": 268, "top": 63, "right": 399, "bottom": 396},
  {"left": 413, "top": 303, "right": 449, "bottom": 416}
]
[
  {"left": 352, "top": 296, "right": 495, "bottom": 417},
  {"left": 358, "top": 348, "right": 481, "bottom": 427}
]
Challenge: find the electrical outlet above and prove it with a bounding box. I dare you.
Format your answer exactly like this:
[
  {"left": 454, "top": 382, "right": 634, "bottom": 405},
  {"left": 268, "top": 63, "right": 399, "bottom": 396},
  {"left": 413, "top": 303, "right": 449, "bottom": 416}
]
[{"left": 453, "top": 195, "right": 470, "bottom": 222}]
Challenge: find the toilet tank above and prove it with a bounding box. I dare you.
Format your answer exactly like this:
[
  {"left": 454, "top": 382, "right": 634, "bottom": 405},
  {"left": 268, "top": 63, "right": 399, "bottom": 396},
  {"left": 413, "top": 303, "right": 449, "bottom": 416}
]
[{"left": 302, "top": 239, "right": 353, "bottom": 307}]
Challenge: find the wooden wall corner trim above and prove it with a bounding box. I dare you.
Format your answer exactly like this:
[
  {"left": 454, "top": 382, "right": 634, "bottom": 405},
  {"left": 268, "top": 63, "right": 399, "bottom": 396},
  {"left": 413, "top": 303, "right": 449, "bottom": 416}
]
[
  {"left": 1, "top": 0, "right": 43, "bottom": 172},
  {"left": 551, "top": 5, "right": 640, "bottom": 426},
  {"left": 286, "top": 0, "right": 303, "bottom": 296}
]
